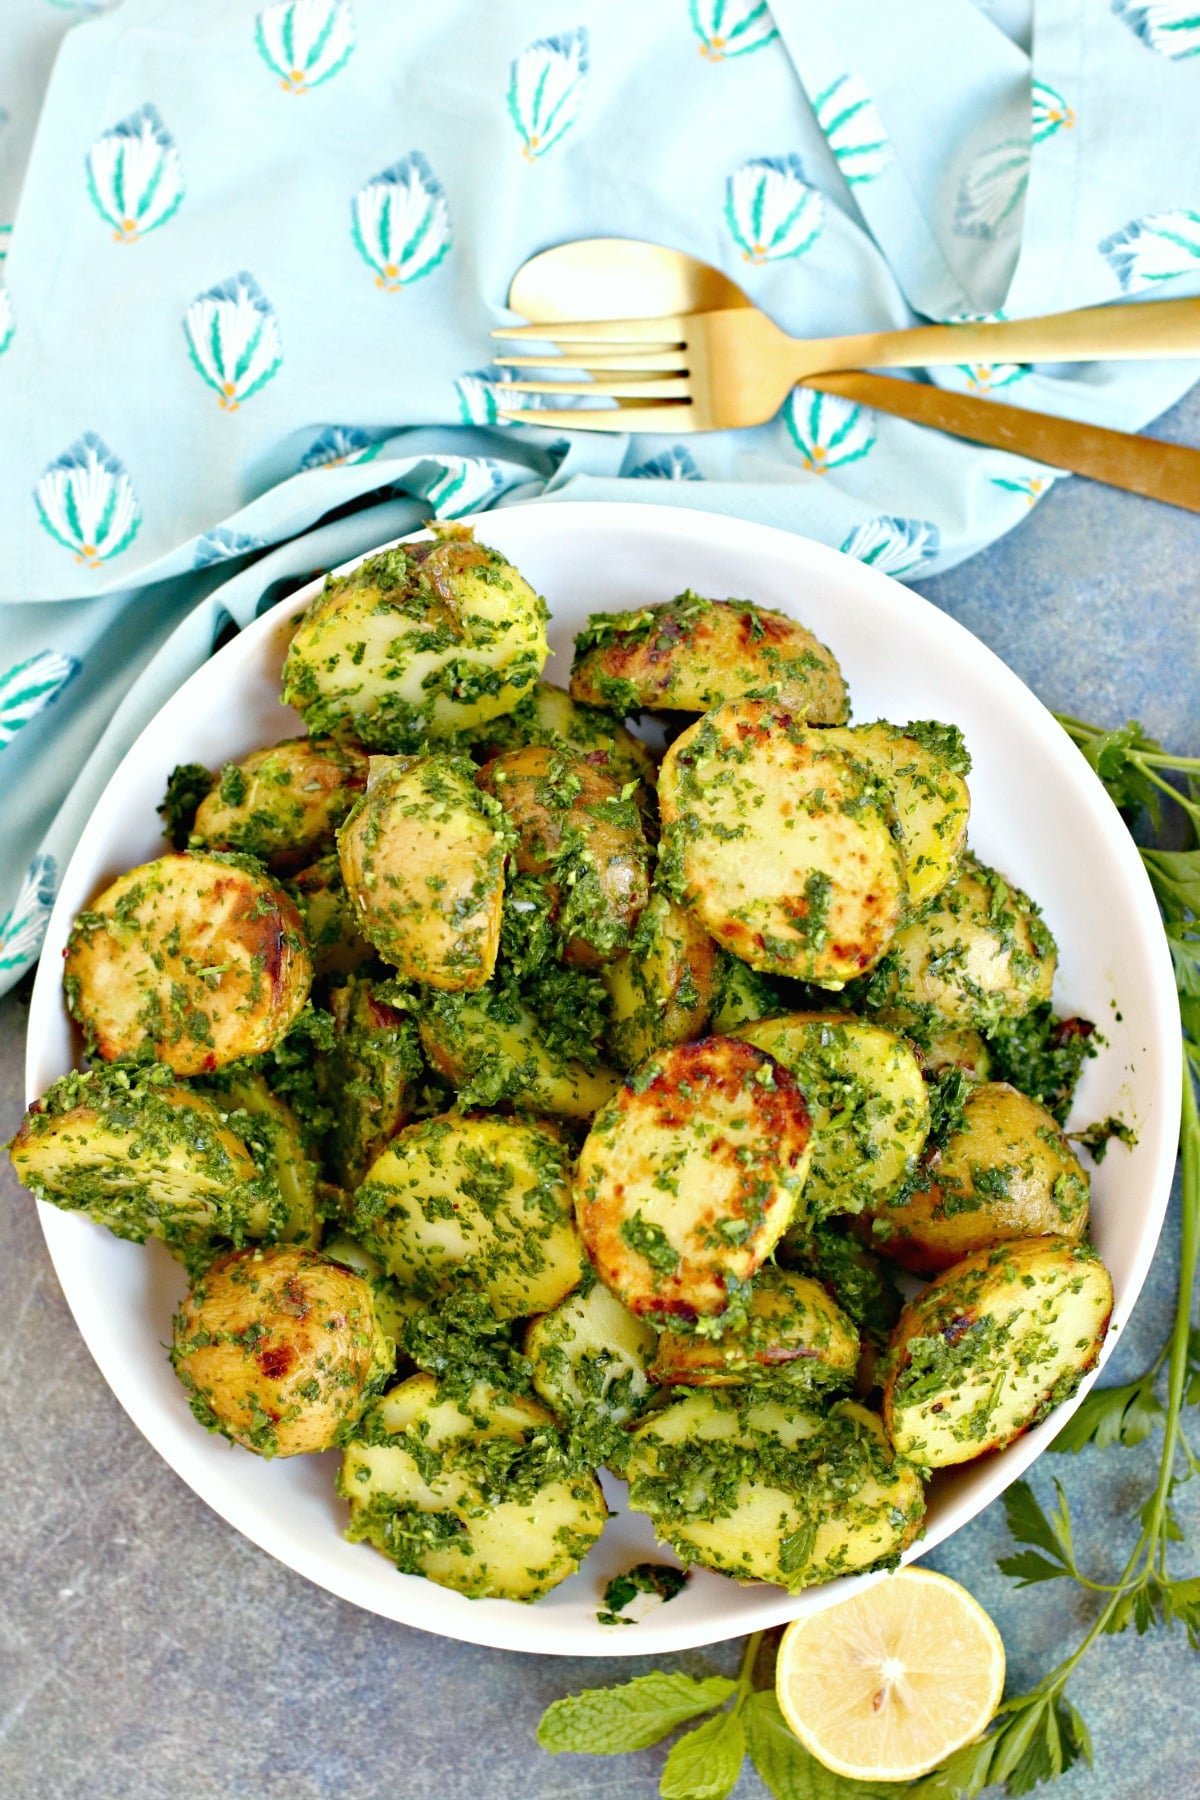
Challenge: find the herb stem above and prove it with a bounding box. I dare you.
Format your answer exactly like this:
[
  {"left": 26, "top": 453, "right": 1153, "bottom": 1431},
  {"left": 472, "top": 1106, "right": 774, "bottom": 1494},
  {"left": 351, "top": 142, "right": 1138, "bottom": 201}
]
[
  {"left": 1139, "top": 1062, "right": 1199, "bottom": 1557},
  {"left": 736, "top": 1630, "right": 764, "bottom": 1698}
]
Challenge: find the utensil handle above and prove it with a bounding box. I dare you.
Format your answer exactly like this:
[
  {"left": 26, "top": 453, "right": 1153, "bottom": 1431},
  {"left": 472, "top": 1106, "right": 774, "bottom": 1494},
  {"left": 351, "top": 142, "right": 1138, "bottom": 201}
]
[
  {"left": 806, "top": 372, "right": 1200, "bottom": 513},
  {"left": 807, "top": 298, "right": 1200, "bottom": 373}
]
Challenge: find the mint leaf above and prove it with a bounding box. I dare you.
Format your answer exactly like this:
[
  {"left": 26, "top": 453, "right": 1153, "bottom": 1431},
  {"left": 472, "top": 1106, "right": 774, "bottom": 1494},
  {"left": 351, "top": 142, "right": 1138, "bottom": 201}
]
[
  {"left": 537, "top": 1672, "right": 736, "bottom": 1755},
  {"left": 659, "top": 1708, "right": 746, "bottom": 1800},
  {"left": 742, "top": 1692, "right": 894, "bottom": 1799}
]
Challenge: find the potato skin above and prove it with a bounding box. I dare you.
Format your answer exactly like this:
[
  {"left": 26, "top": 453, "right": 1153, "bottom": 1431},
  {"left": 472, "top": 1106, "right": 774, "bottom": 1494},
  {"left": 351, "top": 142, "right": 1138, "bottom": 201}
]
[
  {"left": 574, "top": 1036, "right": 812, "bottom": 1321},
  {"left": 64, "top": 853, "right": 312, "bottom": 1075},
  {"left": 418, "top": 984, "right": 620, "bottom": 1121},
  {"left": 281, "top": 532, "right": 549, "bottom": 749},
  {"left": 289, "top": 853, "right": 375, "bottom": 980},
  {"left": 820, "top": 721, "right": 970, "bottom": 907},
  {"left": 882, "top": 1238, "right": 1113, "bottom": 1468},
  {"left": 570, "top": 592, "right": 847, "bottom": 723},
  {"left": 338, "top": 754, "right": 506, "bottom": 990},
  {"left": 171, "top": 1246, "right": 391, "bottom": 1457},
  {"left": 659, "top": 701, "right": 906, "bottom": 985},
  {"left": 477, "top": 745, "right": 650, "bottom": 967},
  {"left": 192, "top": 736, "right": 368, "bottom": 868},
  {"left": 471, "top": 680, "right": 657, "bottom": 789},
  {"left": 651, "top": 1268, "right": 859, "bottom": 1392},
  {"left": 869, "top": 1081, "right": 1090, "bottom": 1273},
  {"left": 602, "top": 891, "right": 718, "bottom": 1071},
  {"left": 326, "top": 977, "right": 423, "bottom": 1188}
]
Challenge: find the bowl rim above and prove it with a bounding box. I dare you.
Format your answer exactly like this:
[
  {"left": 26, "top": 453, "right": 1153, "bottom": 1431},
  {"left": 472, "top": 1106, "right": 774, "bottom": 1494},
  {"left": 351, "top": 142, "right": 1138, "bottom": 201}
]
[{"left": 24, "top": 498, "right": 1183, "bottom": 1655}]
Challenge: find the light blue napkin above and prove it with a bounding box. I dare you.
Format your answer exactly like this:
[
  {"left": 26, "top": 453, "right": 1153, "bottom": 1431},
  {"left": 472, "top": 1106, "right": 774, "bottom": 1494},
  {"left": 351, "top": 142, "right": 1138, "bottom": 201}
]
[{"left": 1, "top": 0, "right": 1198, "bottom": 994}]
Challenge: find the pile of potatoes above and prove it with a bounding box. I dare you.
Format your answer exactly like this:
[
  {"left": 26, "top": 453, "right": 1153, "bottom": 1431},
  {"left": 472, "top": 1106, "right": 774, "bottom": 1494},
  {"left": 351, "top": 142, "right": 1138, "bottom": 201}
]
[{"left": 10, "top": 529, "right": 1114, "bottom": 1605}]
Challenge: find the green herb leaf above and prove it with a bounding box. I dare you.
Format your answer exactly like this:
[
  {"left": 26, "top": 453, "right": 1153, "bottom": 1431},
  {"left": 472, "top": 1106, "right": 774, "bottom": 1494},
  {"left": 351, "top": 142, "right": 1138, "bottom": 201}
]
[
  {"left": 537, "top": 1672, "right": 737, "bottom": 1755},
  {"left": 1050, "top": 1373, "right": 1163, "bottom": 1452},
  {"left": 659, "top": 1708, "right": 746, "bottom": 1800},
  {"left": 742, "top": 1692, "right": 895, "bottom": 1799}
]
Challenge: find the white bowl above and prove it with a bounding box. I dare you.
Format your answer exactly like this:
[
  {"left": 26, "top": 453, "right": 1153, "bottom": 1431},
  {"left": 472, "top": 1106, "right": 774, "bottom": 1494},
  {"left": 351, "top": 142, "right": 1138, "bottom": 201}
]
[{"left": 26, "top": 500, "right": 1181, "bottom": 1657}]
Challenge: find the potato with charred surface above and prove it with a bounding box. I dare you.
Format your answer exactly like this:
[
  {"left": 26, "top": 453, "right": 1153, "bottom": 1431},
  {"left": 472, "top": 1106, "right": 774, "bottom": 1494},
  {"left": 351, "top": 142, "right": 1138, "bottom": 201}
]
[
  {"left": 281, "top": 530, "right": 549, "bottom": 750},
  {"left": 602, "top": 889, "right": 718, "bottom": 1072},
  {"left": 574, "top": 1036, "right": 812, "bottom": 1322},
  {"left": 882, "top": 1238, "right": 1112, "bottom": 1469},
  {"left": 819, "top": 721, "right": 970, "bottom": 907},
  {"left": 659, "top": 701, "right": 906, "bottom": 985},
  {"left": 477, "top": 744, "right": 650, "bottom": 966},
  {"left": 64, "top": 852, "right": 312, "bottom": 1075},
  {"left": 569, "top": 591, "right": 848, "bottom": 723},
  {"left": 651, "top": 1268, "right": 859, "bottom": 1394},
  {"left": 171, "top": 1245, "right": 393, "bottom": 1457},
  {"left": 338, "top": 754, "right": 507, "bottom": 990},
  {"left": 191, "top": 736, "right": 368, "bottom": 869},
  {"left": 868, "top": 1081, "right": 1090, "bottom": 1274}
]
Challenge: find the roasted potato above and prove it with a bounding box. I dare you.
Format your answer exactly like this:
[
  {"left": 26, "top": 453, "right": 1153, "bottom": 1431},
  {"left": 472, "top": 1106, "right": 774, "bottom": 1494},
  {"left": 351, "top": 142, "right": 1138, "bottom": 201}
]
[
  {"left": 321, "top": 1229, "right": 427, "bottom": 1349},
  {"left": 868, "top": 1081, "right": 1090, "bottom": 1273},
  {"left": 10, "top": 1063, "right": 275, "bottom": 1259},
  {"left": 471, "top": 680, "right": 657, "bottom": 788},
  {"left": 602, "top": 890, "right": 718, "bottom": 1071},
  {"left": 736, "top": 1013, "right": 930, "bottom": 1222},
  {"left": 708, "top": 953, "right": 788, "bottom": 1034},
  {"left": 419, "top": 983, "right": 619, "bottom": 1121},
  {"left": 820, "top": 721, "right": 970, "bottom": 907},
  {"left": 785, "top": 1225, "right": 902, "bottom": 1357},
  {"left": 907, "top": 1020, "right": 994, "bottom": 1081},
  {"left": 351, "top": 1114, "right": 585, "bottom": 1318},
  {"left": 574, "top": 1037, "right": 812, "bottom": 1321},
  {"left": 338, "top": 754, "right": 507, "bottom": 990},
  {"left": 339, "top": 1374, "right": 607, "bottom": 1600},
  {"left": 171, "top": 1245, "right": 392, "bottom": 1456},
  {"left": 525, "top": 1275, "right": 660, "bottom": 1469},
  {"left": 570, "top": 592, "right": 847, "bottom": 723},
  {"left": 859, "top": 852, "right": 1056, "bottom": 1032},
  {"left": 659, "top": 702, "right": 906, "bottom": 985},
  {"left": 625, "top": 1391, "right": 923, "bottom": 1589},
  {"left": 289, "top": 853, "right": 376, "bottom": 980},
  {"left": 477, "top": 745, "right": 650, "bottom": 966},
  {"left": 281, "top": 530, "right": 549, "bottom": 749},
  {"left": 651, "top": 1268, "right": 859, "bottom": 1393},
  {"left": 218, "top": 1073, "right": 322, "bottom": 1248},
  {"left": 326, "top": 977, "right": 423, "bottom": 1187},
  {"left": 191, "top": 736, "right": 368, "bottom": 868},
  {"left": 64, "top": 852, "right": 312, "bottom": 1075},
  {"left": 882, "top": 1238, "right": 1113, "bottom": 1468}
]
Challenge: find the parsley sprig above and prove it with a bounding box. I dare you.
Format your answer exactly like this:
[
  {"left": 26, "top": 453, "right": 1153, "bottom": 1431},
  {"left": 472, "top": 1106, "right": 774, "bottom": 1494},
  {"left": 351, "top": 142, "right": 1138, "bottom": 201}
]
[{"left": 535, "top": 713, "right": 1199, "bottom": 1799}]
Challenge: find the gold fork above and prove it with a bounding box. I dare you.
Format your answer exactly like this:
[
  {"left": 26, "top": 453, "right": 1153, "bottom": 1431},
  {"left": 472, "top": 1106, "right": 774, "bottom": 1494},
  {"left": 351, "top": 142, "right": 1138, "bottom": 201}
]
[{"left": 491, "top": 298, "right": 1200, "bottom": 433}]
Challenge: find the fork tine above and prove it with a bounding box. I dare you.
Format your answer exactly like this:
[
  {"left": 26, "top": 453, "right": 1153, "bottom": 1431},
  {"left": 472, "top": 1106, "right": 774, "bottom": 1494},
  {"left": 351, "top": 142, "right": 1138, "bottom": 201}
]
[
  {"left": 496, "top": 350, "right": 688, "bottom": 372},
  {"left": 491, "top": 315, "right": 689, "bottom": 345},
  {"left": 500, "top": 404, "right": 696, "bottom": 433},
  {"left": 498, "top": 376, "right": 693, "bottom": 399}
]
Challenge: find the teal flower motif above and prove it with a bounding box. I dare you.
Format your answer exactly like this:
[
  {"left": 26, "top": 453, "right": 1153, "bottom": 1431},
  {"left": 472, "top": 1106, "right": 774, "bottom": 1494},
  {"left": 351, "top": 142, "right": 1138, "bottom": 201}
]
[
  {"left": 1031, "top": 80, "right": 1076, "bottom": 143},
  {"left": 0, "top": 652, "right": 81, "bottom": 751},
  {"left": 85, "top": 104, "right": 184, "bottom": 243},
  {"left": 351, "top": 154, "right": 451, "bottom": 291},
  {"left": 955, "top": 140, "right": 1029, "bottom": 240},
  {"left": 726, "top": 156, "right": 824, "bottom": 264},
  {"left": 840, "top": 516, "right": 940, "bottom": 578},
  {"left": 0, "top": 288, "right": 12, "bottom": 356},
  {"left": 299, "top": 426, "right": 385, "bottom": 470},
  {"left": 1100, "top": 210, "right": 1200, "bottom": 290},
  {"left": 813, "top": 75, "right": 893, "bottom": 185},
  {"left": 0, "top": 855, "right": 57, "bottom": 976},
  {"left": 508, "top": 30, "right": 589, "bottom": 160},
  {"left": 193, "top": 528, "right": 267, "bottom": 569},
  {"left": 415, "top": 456, "right": 505, "bottom": 519},
  {"left": 784, "top": 389, "right": 876, "bottom": 472},
  {"left": 183, "top": 272, "right": 283, "bottom": 410},
  {"left": 34, "top": 434, "right": 141, "bottom": 568},
  {"left": 1111, "top": 0, "right": 1200, "bottom": 58},
  {"left": 992, "top": 472, "right": 1054, "bottom": 506},
  {"left": 689, "top": 0, "right": 778, "bottom": 59},
  {"left": 256, "top": 0, "right": 356, "bottom": 93},
  {"left": 455, "top": 369, "right": 542, "bottom": 427},
  {"left": 630, "top": 447, "right": 703, "bottom": 480}
]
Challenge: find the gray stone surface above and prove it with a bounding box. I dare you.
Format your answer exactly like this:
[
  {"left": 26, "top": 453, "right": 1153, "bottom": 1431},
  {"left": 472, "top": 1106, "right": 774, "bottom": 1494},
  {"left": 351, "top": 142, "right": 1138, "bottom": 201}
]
[{"left": 2, "top": 398, "right": 1198, "bottom": 1800}]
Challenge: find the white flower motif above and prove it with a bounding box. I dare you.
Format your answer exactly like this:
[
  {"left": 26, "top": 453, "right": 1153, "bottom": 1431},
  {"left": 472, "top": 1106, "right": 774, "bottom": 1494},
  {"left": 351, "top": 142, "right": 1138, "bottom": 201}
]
[
  {"left": 813, "top": 74, "right": 893, "bottom": 184},
  {"left": 1111, "top": 0, "right": 1200, "bottom": 59},
  {"left": 689, "top": 0, "right": 778, "bottom": 59},
  {"left": 33, "top": 434, "right": 142, "bottom": 567},
  {"left": 629, "top": 447, "right": 703, "bottom": 480},
  {"left": 840, "top": 515, "right": 941, "bottom": 579},
  {"left": 351, "top": 154, "right": 451, "bottom": 290},
  {"left": 183, "top": 272, "right": 283, "bottom": 410},
  {"left": 955, "top": 140, "right": 1029, "bottom": 240},
  {"left": 784, "top": 389, "right": 876, "bottom": 472},
  {"left": 255, "top": 0, "right": 356, "bottom": 92},
  {"left": 85, "top": 104, "right": 184, "bottom": 242},
  {"left": 0, "top": 855, "right": 57, "bottom": 975},
  {"left": 0, "top": 653, "right": 81, "bottom": 751},
  {"left": 1031, "top": 80, "right": 1076, "bottom": 143},
  {"left": 507, "top": 30, "right": 589, "bottom": 159},
  {"left": 1099, "top": 210, "right": 1200, "bottom": 291},
  {"left": 726, "top": 156, "right": 824, "bottom": 263}
]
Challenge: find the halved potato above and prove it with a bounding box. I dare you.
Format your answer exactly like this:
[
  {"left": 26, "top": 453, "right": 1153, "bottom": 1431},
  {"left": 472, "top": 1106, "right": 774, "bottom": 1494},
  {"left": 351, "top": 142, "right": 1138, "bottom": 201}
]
[
  {"left": 281, "top": 530, "right": 549, "bottom": 748},
  {"left": 64, "top": 852, "right": 312, "bottom": 1075},
  {"left": 477, "top": 745, "right": 650, "bottom": 966},
  {"left": 326, "top": 977, "right": 423, "bottom": 1188},
  {"left": 339, "top": 1374, "right": 607, "bottom": 1600},
  {"left": 525, "top": 1276, "right": 660, "bottom": 1470},
  {"left": 868, "top": 1081, "right": 1090, "bottom": 1273},
  {"left": 574, "top": 1036, "right": 812, "bottom": 1321},
  {"left": 659, "top": 702, "right": 906, "bottom": 985},
  {"left": 338, "top": 754, "right": 506, "bottom": 990},
  {"left": 472, "top": 680, "right": 657, "bottom": 788},
  {"left": 570, "top": 593, "right": 847, "bottom": 723},
  {"left": 785, "top": 1225, "right": 902, "bottom": 1353},
  {"left": 708, "top": 953, "right": 787, "bottom": 1034},
  {"left": 602, "top": 891, "right": 718, "bottom": 1071},
  {"left": 883, "top": 1238, "right": 1113, "bottom": 1468},
  {"left": 419, "top": 984, "right": 619, "bottom": 1120},
  {"left": 321, "top": 1229, "right": 427, "bottom": 1349},
  {"left": 351, "top": 1114, "right": 585, "bottom": 1318},
  {"left": 10, "top": 1065, "right": 274, "bottom": 1257},
  {"left": 736, "top": 1013, "right": 930, "bottom": 1222},
  {"left": 905, "top": 1019, "right": 993, "bottom": 1081},
  {"left": 821, "top": 722, "right": 970, "bottom": 907},
  {"left": 289, "top": 853, "right": 376, "bottom": 980},
  {"left": 192, "top": 736, "right": 368, "bottom": 868},
  {"left": 859, "top": 853, "right": 1057, "bottom": 1032},
  {"left": 219, "top": 1074, "right": 321, "bottom": 1248},
  {"left": 171, "top": 1245, "right": 391, "bottom": 1457},
  {"left": 625, "top": 1391, "right": 923, "bottom": 1590},
  {"left": 651, "top": 1268, "right": 859, "bottom": 1392}
]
